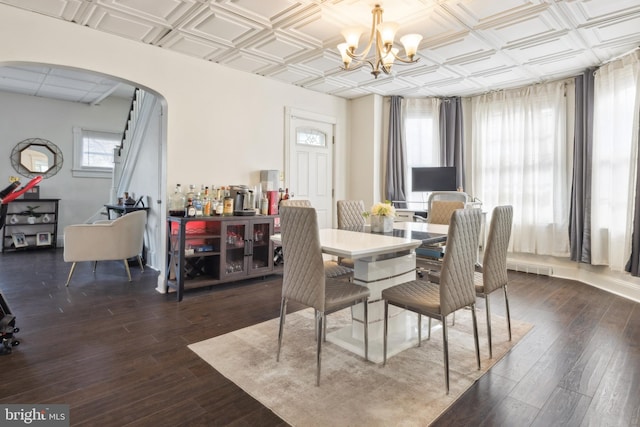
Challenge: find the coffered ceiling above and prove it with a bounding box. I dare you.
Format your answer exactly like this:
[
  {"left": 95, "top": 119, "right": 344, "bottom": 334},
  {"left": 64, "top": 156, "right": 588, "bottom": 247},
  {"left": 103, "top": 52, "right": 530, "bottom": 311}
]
[{"left": 1, "top": 0, "right": 639, "bottom": 102}]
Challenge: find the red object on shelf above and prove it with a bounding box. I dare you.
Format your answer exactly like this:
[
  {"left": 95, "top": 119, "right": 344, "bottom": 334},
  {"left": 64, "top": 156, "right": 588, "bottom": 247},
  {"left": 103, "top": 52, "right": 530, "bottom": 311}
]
[{"left": 267, "top": 191, "right": 279, "bottom": 215}]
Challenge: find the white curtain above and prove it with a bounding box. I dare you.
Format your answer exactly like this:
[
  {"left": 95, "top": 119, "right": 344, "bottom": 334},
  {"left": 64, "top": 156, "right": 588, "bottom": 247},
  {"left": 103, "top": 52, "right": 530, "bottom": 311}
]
[
  {"left": 403, "top": 98, "right": 440, "bottom": 205},
  {"left": 470, "top": 81, "right": 572, "bottom": 256},
  {"left": 591, "top": 51, "right": 640, "bottom": 270}
]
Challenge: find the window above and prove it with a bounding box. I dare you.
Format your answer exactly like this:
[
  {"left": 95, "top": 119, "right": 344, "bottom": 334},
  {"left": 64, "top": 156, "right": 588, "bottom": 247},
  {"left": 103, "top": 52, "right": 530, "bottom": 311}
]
[
  {"left": 72, "top": 127, "right": 121, "bottom": 178},
  {"left": 590, "top": 52, "right": 640, "bottom": 270},
  {"left": 296, "top": 127, "right": 326, "bottom": 147},
  {"left": 402, "top": 98, "right": 440, "bottom": 208},
  {"left": 470, "top": 81, "right": 571, "bottom": 256}
]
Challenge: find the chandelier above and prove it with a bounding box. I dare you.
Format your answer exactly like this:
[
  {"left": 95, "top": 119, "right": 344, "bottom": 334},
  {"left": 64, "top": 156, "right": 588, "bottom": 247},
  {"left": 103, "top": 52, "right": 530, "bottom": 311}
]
[{"left": 337, "top": 4, "right": 423, "bottom": 78}]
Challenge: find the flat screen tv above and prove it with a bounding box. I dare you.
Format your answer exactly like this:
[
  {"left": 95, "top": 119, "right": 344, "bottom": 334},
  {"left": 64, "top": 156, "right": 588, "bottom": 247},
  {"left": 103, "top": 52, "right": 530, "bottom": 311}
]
[{"left": 411, "top": 167, "right": 457, "bottom": 192}]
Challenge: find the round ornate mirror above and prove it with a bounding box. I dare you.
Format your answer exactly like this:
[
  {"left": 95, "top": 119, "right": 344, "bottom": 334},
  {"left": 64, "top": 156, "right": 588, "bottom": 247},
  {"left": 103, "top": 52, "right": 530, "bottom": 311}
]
[{"left": 11, "top": 138, "right": 63, "bottom": 179}]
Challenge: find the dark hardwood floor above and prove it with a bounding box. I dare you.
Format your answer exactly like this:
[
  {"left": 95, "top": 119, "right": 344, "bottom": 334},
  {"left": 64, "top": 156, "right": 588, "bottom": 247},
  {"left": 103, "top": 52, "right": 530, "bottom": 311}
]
[{"left": 0, "top": 249, "right": 638, "bottom": 426}]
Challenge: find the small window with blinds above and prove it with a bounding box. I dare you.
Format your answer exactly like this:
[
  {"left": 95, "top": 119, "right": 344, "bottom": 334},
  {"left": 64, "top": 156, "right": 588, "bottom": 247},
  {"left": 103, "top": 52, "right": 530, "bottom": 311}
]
[{"left": 72, "top": 127, "right": 121, "bottom": 178}]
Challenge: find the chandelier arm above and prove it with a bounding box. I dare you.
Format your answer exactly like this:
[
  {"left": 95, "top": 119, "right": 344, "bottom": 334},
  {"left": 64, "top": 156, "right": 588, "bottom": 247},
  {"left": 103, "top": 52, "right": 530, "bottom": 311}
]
[{"left": 390, "top": 54, "right": 420, "bottom": 65}]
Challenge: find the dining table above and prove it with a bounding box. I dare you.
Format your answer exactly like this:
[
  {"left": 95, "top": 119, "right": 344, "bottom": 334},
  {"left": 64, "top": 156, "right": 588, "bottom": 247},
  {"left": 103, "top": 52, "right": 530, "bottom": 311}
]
[{"left": 271, "top": 221, "right": 449, "bottom": 363}]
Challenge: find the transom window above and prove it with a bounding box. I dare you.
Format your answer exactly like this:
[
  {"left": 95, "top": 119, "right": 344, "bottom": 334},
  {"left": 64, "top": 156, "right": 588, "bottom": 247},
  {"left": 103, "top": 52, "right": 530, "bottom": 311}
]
[{"left": 296, "top": 127, "right": 326, "bottom": 147}]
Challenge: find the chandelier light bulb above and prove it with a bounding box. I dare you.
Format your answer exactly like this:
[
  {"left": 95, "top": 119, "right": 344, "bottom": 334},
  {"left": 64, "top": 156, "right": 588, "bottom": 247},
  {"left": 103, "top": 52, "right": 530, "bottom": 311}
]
[
  {"left": 341, "top": 27, "right": 363, "bottom": 50},
  {"left": 337, "top": 43, "right": 352, "bottom": 67},
  {"left": 377, "top": 22, "right": 399, "bottom": 47},
  {"left": 400, "top": 34, "right": 423, "bottom": 59}
]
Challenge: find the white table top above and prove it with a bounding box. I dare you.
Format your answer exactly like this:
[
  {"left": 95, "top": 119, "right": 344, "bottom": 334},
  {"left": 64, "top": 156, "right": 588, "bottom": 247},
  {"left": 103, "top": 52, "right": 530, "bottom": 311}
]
[{"left": 271, "top": 228, "right": 423, "bottom": 259}]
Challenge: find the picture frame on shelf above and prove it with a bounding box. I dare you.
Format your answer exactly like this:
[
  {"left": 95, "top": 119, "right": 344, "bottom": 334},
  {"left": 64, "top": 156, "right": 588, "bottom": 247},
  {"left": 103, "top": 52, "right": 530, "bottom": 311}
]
[
  {"left": 12, "top": 232, "right": 28, "bottom": 248},
  {"left": 36, "top": 232, "right": 51, "bottom": 246}
]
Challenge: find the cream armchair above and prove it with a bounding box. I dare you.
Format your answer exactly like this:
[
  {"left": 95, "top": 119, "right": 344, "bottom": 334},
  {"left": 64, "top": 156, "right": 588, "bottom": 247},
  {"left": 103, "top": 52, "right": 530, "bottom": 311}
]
[{"left": 63, "top": 210, "right": 147, "bottom": 286}]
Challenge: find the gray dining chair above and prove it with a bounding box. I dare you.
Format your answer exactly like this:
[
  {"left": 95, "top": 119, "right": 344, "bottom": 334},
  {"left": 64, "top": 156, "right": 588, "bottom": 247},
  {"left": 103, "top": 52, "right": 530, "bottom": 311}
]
[
  {"left": 336, "top": 200, "right": 366, "bottom": 269},
  {"left": 277, "top": 205, "right": 370, "bottom": 386},
  {"left": 475, "top": 205, "right": 513, "bottom": 358},
  {"left": 280, "top": 199, "right": 312, "bottom": 207},
  {"left": 382, "top": 208, "right": 482, "bottom": 394},
  {"left": 279, "top": 199, "right": 352, "bottom": 279}
]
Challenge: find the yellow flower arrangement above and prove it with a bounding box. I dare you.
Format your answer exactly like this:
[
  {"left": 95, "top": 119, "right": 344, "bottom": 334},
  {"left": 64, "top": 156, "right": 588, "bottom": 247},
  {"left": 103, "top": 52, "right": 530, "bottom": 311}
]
[{"left": 366, "top": 201, "right": 396, "bottom": 218}]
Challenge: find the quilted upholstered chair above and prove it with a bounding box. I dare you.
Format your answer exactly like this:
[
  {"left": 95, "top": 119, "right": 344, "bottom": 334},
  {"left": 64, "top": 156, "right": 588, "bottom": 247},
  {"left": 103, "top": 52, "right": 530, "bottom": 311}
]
[
  {"left": 427, "top": 191, "right": 469, "bottom": 215},
  {"left": 337, "top": 200, "right": 366, "bottom": 232},
  {"left": 280, "top": 198, "right": 352, "bottom": 279},
  {"left": 427, "top": 200, "right": 465, "bottom": 224},
  {"left": 475, "top": 205, "right": 513, "bottom": 358},
  {"left": 382, "top": 208, "right": 482, "bottom": 394},
  {"left": 63, "top": 210, "right": 147, "bottom": 286},
  {"left": 280, "top": 199, "right": 312, "bottom": 207},
  {"left": 277, "top": 205, "right": 370, "bottom": 386},
  {"left": 336, "top": 200, "right": 366, "bottom": 268}
]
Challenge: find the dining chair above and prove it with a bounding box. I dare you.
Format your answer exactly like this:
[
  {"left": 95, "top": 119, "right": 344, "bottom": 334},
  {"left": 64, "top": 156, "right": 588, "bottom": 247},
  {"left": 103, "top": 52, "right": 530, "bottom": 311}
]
[
  {"left": 277, "top": 205, "right": 370, "bottom": 386},
  {"left": 337, "top": 200, "right": 366, "bottom": 231},
  {"left": 382, "top": 208, "right": 482, "bottom": 394},
  {"left": 427, "top": 200, "right": 465, "bottom": 225},
  {"left": 279, "top": 199, "right": 312, "bottom": 207},
  {"left": 475, "top": 205, "right": 513, "bottom": 358},
  {"left": 279, "top": 199, "right": 352, "bottom": 279},
  {"left": 336, "top": 200, "right": 366, "bottom": 268},
  {"left": 427, "top": 191, "right": 469, "bottom": 215},
  {"left": 415, "top": 200, "right": 466, "bottom": 277}
]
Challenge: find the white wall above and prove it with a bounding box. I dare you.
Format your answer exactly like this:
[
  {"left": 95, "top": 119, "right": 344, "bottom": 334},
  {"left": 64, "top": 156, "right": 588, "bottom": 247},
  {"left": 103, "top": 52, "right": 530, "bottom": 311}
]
[
  {"left": 349, "top": 94, "right": 384, "bottom": 208},
  {"left": 0, "top": 5, "right": 349, "bottom": 290},
  {"left": 0, "top": 90, "right": 131, "bottom": 245}
]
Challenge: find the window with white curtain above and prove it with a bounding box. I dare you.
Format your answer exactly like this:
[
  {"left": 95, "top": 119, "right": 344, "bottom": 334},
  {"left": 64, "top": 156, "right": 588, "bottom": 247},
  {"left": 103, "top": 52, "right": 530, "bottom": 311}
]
[
  {"left": 403, "top": 98, "right": 440, "bottom": 208},
  {"left": 591, "top": 52, "right": 640, "bottom": 270},
  {"left": 72, "top": 127, "right": 121, "bottom": 178},
  {"left": 470, "top": 81, "right": 572, "bottom": 256}
]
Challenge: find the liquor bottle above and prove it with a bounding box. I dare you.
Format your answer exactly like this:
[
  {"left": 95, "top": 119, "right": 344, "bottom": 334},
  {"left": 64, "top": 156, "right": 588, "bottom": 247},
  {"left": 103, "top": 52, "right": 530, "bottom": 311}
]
[
  {"left": 186, "top": 184, "right": 196, "bottom": 204},
  {"left": 169, "top": 184, "right": 185, "bottom": 216},
  {"left": 185, "top": 198, "right": 196, "bottom": 217},
  {"left": 194, "top": 186, "right": 204, "bottom": 217},
  {"left": 203, "top": 186, "right": 211, "bottom": 216},
  {"left": 283, "top": 188, "right": 290, "bottom": 201},
  {"left": 223, "top": 195, "right": 234, "bottom": 216}
]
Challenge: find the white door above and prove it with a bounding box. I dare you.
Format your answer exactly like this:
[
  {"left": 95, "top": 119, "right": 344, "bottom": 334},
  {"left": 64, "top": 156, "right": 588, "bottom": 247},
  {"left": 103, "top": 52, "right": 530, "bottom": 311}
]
[{"left": 286, "top": 110, "right": 334, "bottom": 229}]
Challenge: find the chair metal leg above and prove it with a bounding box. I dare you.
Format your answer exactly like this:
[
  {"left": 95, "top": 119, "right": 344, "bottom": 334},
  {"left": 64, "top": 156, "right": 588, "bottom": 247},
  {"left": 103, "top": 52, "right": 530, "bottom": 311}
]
[
  {"left": 363, "top": 299, "right": 369, "bottom": 361},
  {"left": 65, "top": 262, "right": 77, "bottom": 287},
  {"left": 417, "top": 313, "right": 422, "bottom": 347},
  {"left": 383, "top": 300, "right": 389, "bottom": 366},
  {"left": 316, "top": 311, "right": 324, "bottom": 386},
  {"left": 323, "top": 309, "right": 327, "bottom": 342},
  {"left": 504, "top": 285, "right": 512, "bottom": 342},
  {"left": 486, "top": 293, "right": 493, "bottom": 358},
  {"left": 428, "top": 317, "right": 432, "bottom": 340},
  {"left": 442, "top": 317, "right": 449, "bottom": 395},
  {"left": 123, "top": 260, "right": 132, "bottom": 282},
  {"left": 471, "top": 303, "right": 481, "bottom": 371},
  {"left": 276, "top": 298, "right": 287, "bottom": 362},
  {"left": 137, "top": 255, "right": 144, "bottom": 272},
  {"left": 313, "top": 309, "right": 318, "bottom": 342}
]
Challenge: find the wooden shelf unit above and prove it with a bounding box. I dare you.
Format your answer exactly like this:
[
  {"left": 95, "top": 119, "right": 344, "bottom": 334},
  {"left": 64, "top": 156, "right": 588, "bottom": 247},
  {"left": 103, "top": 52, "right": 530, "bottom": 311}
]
[
  {"left": 166, "top": 215, "right": 280, "bottom": 301},
  {"left": 2, "top": 198, "right": 60, "bottom": 252}
]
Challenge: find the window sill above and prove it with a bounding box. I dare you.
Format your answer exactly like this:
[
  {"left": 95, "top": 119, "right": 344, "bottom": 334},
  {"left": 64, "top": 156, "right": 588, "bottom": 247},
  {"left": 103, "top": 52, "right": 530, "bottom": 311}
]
[{"left": 71, "top": 168, "right": 112, "bottom": 179}]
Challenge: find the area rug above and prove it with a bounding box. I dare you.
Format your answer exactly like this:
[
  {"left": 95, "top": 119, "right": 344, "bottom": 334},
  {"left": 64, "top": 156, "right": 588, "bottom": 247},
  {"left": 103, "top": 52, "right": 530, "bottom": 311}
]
[{"left": 189, "top": 307, "right": 532, "bottom": 427}]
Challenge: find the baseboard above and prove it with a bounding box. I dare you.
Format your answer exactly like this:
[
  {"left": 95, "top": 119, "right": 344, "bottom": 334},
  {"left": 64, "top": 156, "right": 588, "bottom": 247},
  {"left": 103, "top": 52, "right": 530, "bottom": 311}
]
[{"left": 507, "top": 253, "right": 640, "bottom": 303}]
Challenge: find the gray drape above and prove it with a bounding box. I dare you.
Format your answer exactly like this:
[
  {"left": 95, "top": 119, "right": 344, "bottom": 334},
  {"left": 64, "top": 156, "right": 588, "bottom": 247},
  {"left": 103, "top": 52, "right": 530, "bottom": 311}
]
[
  {"left": 569, "top": 69, "right": 595, "bottom": 263},
  {"left": 386, "top": 96, "right": 407, "bottom": 206},
  {"left": 626, "top": 101, "right": 640, "bottom": 275},
  {"left": 439, "top": 97, "right": 465, "bottom": 190}
]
